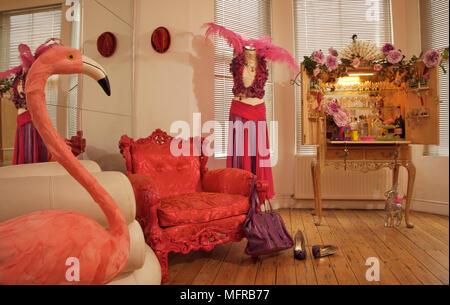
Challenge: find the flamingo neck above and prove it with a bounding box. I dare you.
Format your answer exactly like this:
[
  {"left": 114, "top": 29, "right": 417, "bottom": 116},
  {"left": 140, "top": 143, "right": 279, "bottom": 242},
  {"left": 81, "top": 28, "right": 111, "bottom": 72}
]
[{"left": 25, "top": 65, "right": 128, "bottom": 239}]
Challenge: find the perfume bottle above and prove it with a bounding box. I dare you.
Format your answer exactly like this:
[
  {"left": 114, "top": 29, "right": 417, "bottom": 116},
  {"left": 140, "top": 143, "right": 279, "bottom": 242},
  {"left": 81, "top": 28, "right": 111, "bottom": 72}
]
[
  {"left": 359, "top": 115, "right": 369, "bottom": 138},
  {"left": 373, "top": 113, "right": 383, "bottom": 137},
  {"left": 394, "top": 106, "right": 405, "bottom": 138}
]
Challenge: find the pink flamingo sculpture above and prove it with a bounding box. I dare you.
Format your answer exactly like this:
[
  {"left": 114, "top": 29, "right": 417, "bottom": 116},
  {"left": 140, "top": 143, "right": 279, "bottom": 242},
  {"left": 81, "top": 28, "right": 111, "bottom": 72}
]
[{"left": 0, "top": 46, "right": 129, "bottom": 284}]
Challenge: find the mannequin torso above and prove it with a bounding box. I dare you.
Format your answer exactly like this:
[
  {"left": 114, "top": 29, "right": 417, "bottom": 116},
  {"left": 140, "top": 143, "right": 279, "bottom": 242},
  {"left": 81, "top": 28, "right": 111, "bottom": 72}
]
[{"left": 233, "top": 48, "right": 265, "bottom": 106}]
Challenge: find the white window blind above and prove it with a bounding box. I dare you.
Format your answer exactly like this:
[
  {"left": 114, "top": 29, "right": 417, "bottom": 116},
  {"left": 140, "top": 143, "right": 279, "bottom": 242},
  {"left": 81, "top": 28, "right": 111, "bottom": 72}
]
[
  {"left": 0, "top": 5, "right": 61, "bottom": 128},
  {"left": 421, "top": 0, "right": 449, "bottom": 157},
  {"left": 214, "top": 0, "right": 273, "bottom": 158},
  {"left": 293, "top": 0, "right": 393, "bottom": 155}
]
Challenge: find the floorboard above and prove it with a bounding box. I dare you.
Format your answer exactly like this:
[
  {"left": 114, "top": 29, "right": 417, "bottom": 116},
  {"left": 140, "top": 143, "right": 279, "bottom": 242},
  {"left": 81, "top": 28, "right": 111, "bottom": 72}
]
[{"left": 164, "top": 209, "right": 449, "bottom": 285}]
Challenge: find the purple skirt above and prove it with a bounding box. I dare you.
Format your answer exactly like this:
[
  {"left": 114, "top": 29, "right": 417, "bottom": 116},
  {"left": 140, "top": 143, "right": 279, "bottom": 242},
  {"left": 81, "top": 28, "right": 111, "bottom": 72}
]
[{"left": 13, "top": 111, "right": 48, "bottom": 165}]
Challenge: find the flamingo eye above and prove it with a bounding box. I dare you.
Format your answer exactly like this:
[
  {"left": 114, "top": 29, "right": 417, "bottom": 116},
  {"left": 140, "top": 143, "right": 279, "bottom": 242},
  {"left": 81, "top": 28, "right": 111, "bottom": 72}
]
[{"left": 67, "top": 54, "right": 75, "bottom": 60}]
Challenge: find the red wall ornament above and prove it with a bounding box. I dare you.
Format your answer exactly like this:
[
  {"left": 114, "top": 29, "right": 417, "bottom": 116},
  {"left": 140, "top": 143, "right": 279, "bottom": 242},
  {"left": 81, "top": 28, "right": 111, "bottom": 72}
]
[
  {"left": 151, "top": 27, "right": 171, "bottom": 53},
  {"left": 97, "top": 32, "right": 117, "bottom": 57}
]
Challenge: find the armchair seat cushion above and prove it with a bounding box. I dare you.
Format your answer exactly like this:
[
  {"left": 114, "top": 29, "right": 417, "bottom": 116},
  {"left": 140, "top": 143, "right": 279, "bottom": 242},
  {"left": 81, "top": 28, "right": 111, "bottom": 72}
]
[{"left": 157, "top": 192, "right": 250, "bottom": 227}]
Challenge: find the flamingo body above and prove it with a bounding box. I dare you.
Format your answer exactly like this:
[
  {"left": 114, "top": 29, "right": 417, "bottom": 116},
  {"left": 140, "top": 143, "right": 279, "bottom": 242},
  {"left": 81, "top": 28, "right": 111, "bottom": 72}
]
[
  {"left": 0, "top": 210, "right": 127, "bottom": 284},
  {"left": 0, "top": 45, "right": 129, "bottom": 284}
]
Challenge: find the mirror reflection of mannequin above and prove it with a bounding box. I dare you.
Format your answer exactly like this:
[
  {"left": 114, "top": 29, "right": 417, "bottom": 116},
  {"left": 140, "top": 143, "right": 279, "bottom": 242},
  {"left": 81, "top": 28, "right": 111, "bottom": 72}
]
[
  {"left": 228, "top": 46, "right": 275, "bottom": 199},
  {"left": 12, "top": 69, "right": 49, "bottom": 165}
]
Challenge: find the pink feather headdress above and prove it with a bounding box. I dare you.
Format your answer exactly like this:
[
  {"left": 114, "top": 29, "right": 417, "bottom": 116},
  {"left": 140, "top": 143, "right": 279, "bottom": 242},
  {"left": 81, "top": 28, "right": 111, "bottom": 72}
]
[
  {"left": 204, "top": 23, "right": 299, "bottom": 73},
  {"left": 0, "top": 38, "right": 62, "bottom": 108},
  {"left": 0, "top": 38, "right": 61, "bottom": 80}
]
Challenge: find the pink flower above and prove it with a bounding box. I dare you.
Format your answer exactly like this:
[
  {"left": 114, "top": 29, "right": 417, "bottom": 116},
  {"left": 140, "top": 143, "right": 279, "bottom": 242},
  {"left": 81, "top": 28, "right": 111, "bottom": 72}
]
[
  {"left": 394, "top": 196, "right": 404, "bottom": 204},
  {"left": 312, "top": 50, "right": 326, "bottom": 65},
  {"left": 328, "top": 47, "right": 338, "bottom": 57},
  {"left": 313, "top": 67, "right": 321, "bottom": 77},
  {"left": 422, "top": 72, "right": 430, "bottom": 80},
  {"left": 382, "top": 43, "right": 396, "bottom": 55},
  {"left": 374, "top": 64, "right": 383, "bottom": 71},
  {"left": 333, "top": 110, "right": 350, "bottom": 127},
  {"left": 386, "top": 50, "right": 403, "bottom": 64},
  {"left": 324, "top": 101, "right": 339, "bottom": 115},
  {"left": 326, "top": 55, "right": 339, "bottom": 71},
  {"left": 423, "top": 49, "right": 442, "bottom": 68},
  {"left": 352, "top": 57, "right": 361, "bottom": 68}
]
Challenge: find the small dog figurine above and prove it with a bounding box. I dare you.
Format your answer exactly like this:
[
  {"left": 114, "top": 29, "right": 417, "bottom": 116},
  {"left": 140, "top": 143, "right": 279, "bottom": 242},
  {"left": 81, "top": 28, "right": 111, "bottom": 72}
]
[{"left": 384, "top": 184, "right": 403, "bottom": 227}]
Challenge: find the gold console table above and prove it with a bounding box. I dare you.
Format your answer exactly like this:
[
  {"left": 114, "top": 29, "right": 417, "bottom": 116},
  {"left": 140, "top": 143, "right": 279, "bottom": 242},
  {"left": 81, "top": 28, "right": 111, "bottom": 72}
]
[{"left": 311, "top": 141, "right": 415, "bottom": 228}]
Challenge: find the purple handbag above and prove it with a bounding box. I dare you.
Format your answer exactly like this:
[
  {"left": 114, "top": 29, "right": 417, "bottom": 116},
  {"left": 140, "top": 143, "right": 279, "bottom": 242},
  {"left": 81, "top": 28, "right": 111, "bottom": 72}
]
[{"left": 243, "top": 178, "right": 294, "bottom": 256}]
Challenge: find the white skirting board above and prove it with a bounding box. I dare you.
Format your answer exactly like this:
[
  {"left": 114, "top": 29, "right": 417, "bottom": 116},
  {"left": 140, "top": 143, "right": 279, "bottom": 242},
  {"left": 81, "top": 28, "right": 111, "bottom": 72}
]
[
  {"left": 411, "top": 199, "right": 449, "bottom": 216},
  {"left": 270, "top": 196, "right": 449, "bottom": 216},
  {"left": 270, "top": 196, "right": 385, "bottom": 210},
  {"left": 287, "top": 156, "right": 448, "bottom": 216}
]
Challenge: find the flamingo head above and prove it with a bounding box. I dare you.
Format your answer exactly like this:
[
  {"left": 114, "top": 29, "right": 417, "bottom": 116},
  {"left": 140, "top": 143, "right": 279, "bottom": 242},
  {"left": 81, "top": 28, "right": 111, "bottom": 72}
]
[{"left": 34, "top": 46, "right": 111, "bottom": 96}]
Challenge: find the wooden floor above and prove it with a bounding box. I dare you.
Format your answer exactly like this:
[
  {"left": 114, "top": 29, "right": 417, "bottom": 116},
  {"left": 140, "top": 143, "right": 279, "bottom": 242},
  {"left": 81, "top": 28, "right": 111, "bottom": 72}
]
[{"left": 164, "top": 209, "right": 449, "bottom": 285}]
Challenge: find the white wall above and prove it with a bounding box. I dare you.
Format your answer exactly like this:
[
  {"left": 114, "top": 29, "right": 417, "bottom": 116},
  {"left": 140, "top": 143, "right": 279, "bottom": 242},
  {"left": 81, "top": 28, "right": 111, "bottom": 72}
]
[
  {"left": 79, "top": 0, "right": 134, "bottom": 172},
  {"left": 79, "top": 0, "right": 447, "bottom": 215},
  {"left": 391, "top": 0, "right": 449, "bottom": 215}
]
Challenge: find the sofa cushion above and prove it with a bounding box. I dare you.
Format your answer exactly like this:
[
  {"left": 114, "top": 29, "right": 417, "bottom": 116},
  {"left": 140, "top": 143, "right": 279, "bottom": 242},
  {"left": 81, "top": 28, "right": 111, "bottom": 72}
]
[
  {"left": 131, "top": 142, "right": 202, "bottom": 198},
  {"left": 0, "top": 171, "right": 136, "bottom": 226},
  {"left": 157, "top": 192, "right": 250, "bottom": 227}
]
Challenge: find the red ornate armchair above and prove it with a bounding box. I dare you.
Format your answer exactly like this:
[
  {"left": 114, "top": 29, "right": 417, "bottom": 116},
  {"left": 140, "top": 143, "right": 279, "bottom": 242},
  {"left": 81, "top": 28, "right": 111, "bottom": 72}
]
[{"left": 119, "top": 129, "right": 268, "bottom": 282}]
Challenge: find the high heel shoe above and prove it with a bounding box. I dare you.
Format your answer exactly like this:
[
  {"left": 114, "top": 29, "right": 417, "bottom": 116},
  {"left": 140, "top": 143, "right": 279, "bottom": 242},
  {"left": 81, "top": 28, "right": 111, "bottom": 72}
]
[
  {"left": 294, "top": 230, "right": 306, "bottom": 260},
  {"left": 312, "top": 245, "right": 338, "bottom": 259}
]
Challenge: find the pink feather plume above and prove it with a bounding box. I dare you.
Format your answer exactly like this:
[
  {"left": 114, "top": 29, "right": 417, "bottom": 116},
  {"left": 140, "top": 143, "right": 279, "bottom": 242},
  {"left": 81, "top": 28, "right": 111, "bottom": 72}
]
[
  {"left": 0, "top": 66, "right": 22, "bottom": 80},
  {"left": 0, "top": 38, "right": 61, "bottom": 81},
  {"left": 203, "top": 23, "right": 298, "bottom": 73},
  {"left": 34, "top": 38, "right": 62, "bottom": 58},
  {"left": 247, "top": 36, "right": 299, "bottom": 73},
  {"left": 18, "top": 44, "right": 34, "bottom": 69},
  {"left": 203, "top": 22, "right": 244, "bottom": 54}
]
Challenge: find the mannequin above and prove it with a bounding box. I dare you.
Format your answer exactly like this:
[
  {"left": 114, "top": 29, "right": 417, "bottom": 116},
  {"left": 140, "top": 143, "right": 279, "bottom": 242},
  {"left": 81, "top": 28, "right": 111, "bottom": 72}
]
[
  {"left": 237, "top": 47, "right": 264, "bottom": 106},
  {"left": 228, "top": 45, "right": 274, "bottom": 199},
  {"left": 13, "top": 77, "right": 49, "bottom": 165},
  {"left": 205, "top": 23, "right": 298, "bottom": 200},
  {"left": 0, "top": 43, "right": 51, "bottom": 165}
]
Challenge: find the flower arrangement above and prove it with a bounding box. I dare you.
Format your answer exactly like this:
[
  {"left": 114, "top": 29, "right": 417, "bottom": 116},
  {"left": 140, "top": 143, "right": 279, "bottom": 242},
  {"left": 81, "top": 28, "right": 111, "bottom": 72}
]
[
  {"left": 302, "top": 48, "right": 348, "bottom": 84},
  {"left": 323, "top": 99, "right": 350, "bottom": 127},
  {"left": 0, "top": 76, "right": 14, "bottom": 98},
  {"left": 300, "top": 35, "right": 449, "bottom": 88}
]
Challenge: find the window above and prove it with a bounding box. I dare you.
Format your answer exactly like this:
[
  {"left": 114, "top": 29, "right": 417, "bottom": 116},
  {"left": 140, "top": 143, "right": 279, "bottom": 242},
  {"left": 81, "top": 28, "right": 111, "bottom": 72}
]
[
  {"left": 421, "top": 0, "right": 449, "bottom": 157},
  {"left": 213, "top": 0, "right": 273, "bottom": 158},
  {"left": 293, "top": 0, "right": 393, "bottom": 155},
  {"left": 0, "top": 5, "right": 62, "bottom": 128}
]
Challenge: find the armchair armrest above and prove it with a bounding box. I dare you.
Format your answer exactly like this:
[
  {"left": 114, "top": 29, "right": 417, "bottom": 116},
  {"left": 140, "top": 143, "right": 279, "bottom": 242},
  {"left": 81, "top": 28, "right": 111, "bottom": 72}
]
[
  {"left": 127, "top": 174, "right": 161, "bottom": 229},
  {"left": 202, "top": 168, "right": 268, "bottom": 204}
]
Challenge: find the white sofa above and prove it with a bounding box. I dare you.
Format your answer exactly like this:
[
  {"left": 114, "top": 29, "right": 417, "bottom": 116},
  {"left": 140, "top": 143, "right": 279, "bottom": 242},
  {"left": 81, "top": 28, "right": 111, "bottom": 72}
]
[{"left": 0, "top": 161, "right": 161, "bottom": 285}]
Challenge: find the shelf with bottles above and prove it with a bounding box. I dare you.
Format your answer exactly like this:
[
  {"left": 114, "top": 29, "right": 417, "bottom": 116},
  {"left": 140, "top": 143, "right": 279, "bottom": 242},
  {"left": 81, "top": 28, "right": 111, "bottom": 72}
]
[
  {"left": 311, "top": 79, "right": 404, "bottom": 93},
  {"left": 326, "top": 103, "right": 406, "bottom": 143},
  {"left": 301, "top": 64, "right": 440, "bottom": 146},
  {"left": 407, "top": 86, "right": 430, "bottom": 92}
]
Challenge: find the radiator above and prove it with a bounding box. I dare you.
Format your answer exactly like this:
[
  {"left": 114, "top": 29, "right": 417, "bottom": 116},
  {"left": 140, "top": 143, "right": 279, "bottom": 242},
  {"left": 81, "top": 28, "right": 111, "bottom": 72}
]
[{"left": 294, "top": 156, "right": 407, "bottom": 200}]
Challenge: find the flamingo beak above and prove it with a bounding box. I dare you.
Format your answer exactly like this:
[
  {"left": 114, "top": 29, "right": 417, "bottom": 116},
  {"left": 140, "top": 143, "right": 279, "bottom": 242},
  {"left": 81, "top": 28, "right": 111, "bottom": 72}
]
[{"left": 81, "top": 55, "right": 111, "bottom": 96}]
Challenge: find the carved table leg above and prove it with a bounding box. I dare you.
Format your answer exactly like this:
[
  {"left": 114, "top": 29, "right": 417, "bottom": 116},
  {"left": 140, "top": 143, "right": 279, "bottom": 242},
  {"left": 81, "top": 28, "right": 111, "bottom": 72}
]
[
  {"left": 393, "top": 163, "right": 400, "bottom": 186},
  {"left": 403, "top": 161, "right": 416, "bottom": 228},
  {"left": 312, "top": 160, "right": 322, "bottom": 226},
  {"left": 311, "top": 159, "right": 318, "bottom": 216}
]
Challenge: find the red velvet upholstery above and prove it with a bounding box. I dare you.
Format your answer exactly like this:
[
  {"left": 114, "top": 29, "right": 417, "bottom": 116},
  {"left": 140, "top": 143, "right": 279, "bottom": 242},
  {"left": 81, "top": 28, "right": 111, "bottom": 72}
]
[
  {"left": 158, "top": 192, "right": 250, "bottom": 227},
  {"left": 131, "top": 138, "right": 203, "bottom": 198},
  {"left": 119, "top": 129, "right": 268, "bottom": 282}
]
